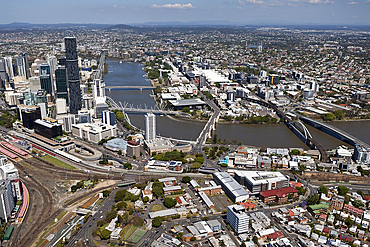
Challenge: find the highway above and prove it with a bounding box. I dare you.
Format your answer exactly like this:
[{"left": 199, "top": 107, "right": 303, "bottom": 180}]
[{"left": 65, "top": 188, "right": 119, "bottom": 247}]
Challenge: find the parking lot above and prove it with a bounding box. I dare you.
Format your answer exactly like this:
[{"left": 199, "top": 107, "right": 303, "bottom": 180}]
[{"left": 209, "top": 194, "right": 232, "bottom": 212}]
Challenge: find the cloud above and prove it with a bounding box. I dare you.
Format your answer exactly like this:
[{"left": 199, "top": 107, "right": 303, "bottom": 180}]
[
  {"left": 237, "top": 6, "right": 244, "bottom": 9},
  {"left": 113, "top": 5, "right": 125, "bottom": 9},
  {"left": 244, "top": 0, "right": 266, "bottom": 4},
  {"left": 151, "top": 3, "right": 195, "bottom": 9},
  {"left": 347, "top": 1, "right": 360, "bottom": 3}
]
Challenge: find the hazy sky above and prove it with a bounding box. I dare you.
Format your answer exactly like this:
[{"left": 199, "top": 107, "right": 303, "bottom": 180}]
[{"left": 2, "top": 0, "right": 370, "bottom": 25}]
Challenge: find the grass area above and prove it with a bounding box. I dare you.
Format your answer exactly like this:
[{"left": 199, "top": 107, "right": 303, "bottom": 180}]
[
  {"left": 165, "top": 194, "right": 182, "bottom": 199},
  {"left": 121, "top": 224, "right": 138, "bottom": 240},
  {"left": 93, "top": 240, "right": 101, "bottom": 246},
  {"left": 40, "top": 155, "right": 77, "bottom": 170},
  {"left": 56, "top": 211, "right": 67, "bottom": 222},
  {"left": 127, "top": 228, "right": 147, "bottom": 243},
  {"left": 150, "top": 204, "right": 163, "bottom": 211}
]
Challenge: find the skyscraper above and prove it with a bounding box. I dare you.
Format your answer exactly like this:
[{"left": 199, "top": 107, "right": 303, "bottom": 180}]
[
  {"left": 65, "top": 37, "right": 82, "bottom": 114},
  {"left": 0, "top": 59, "right": 9, "bottom": 87},
  {"left": 144, "top": 113, "right": 156, "bottom": 141},
  {"left": 16, "top": 56, "right": 26, "bottom": 78},
  {"left": 21, "top": 53, "right": 30, "bottom": 79},
  {"left": 4, "top": 57, "right": 13, "bottom": 79},
  {"left": 47, "top": 55, "right": 58, "bottom": 75},
  {"left": 38, "top": 63, "right": 54, "bottom": 95},
  {"left": 55, "top": 65, "right": 68, "bottom": 102}
]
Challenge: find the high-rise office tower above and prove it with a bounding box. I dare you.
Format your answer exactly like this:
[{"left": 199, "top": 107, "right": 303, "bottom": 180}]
[
  {"left": 65, "top": 37, "right": 82, "bottom": 114},
  {"left": 38, "top": 63, "right": 54, "bottom": 95},
  {"left": 102, "top": 110, "right": 115, "bottom": 126},
  {"left": 55, "top": 65, "right": 68, "bottom": 103},
  {"left": 16, "top": 56, "right": 27, "bottom": 78},
  {"left": 29, "top": 76, "right": 41, "bottom": 91},
  {"left": 144, "top": 113, "right": 156, "bottom": 141},
  {"left": 47, "top": 55, "right": 58, "bottom": 75},
  {"left": 92, "top": 79, "right": 105, "bottom": 99},
  {"left": 20, "top": 53, "right": 30, "bottom": 79},
  {"left": 0, "top": 59, "right": 9, "bottom": 87},
  {"left": 58, "top": 56, "right": 66, "bottom": 66},
  {"left": 4, "top": 57, "right": 13, "bottom": 79}
]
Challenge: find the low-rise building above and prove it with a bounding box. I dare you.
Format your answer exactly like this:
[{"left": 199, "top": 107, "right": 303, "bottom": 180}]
[
  {"left": 259, "top": 187, "right": 298, "bottom": 204},
  {"left": 71, "top": 122, "right": 116, "bottom": 144}
]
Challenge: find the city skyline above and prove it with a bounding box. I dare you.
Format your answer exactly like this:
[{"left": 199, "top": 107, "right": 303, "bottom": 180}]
[{"left": 2, "top": 0, "right": 370, "bottom": 26}]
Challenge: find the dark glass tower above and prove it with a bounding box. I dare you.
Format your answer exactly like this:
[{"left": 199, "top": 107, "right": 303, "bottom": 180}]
[
  {"left": 65, "top": 37, "right": 82, "bottom": 114},
  {"left": 55, "top": 65, "right": 69, "bottom": 103},
  {"left": 21, "top": 52, "right": 30, "bottom": 79},
  {"left": 38, "top": 63, "right": 54, "bottom": 95}
]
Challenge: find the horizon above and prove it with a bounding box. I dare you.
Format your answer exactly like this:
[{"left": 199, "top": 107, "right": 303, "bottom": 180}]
[{"left": 1, "top": 0, "right": 370, "bottom": 26}]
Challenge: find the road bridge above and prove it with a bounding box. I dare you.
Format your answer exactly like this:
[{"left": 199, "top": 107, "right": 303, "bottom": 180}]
[
  {"left": 105, "top": 85, "right": 154, "bottom": 91},
  {"left": 245, "top": 97, "right": 328, "bottom": 162},
  {"left": 298, "top": 114, "right": 370, "bottom": 149}
]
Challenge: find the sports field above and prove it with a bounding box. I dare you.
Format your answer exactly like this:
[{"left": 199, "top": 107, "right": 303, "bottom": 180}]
[{"left": 127, "top": 228, "right": 147, "bottom": 243}]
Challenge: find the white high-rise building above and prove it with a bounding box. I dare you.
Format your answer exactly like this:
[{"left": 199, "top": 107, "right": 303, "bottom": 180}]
[
  {"left": 29, "top": 76, "right": 41, "bottom": 91},
  {"left": 63, "top": 115, "right": 75, "bottom": 133},
  {"left": 56, "top": 98, "right": 67, "bottom": 114},
  {"left": 144, "top": 113, "right": 156, "bottom": 141},
  {"left": 227, "top": 205, "right": 250, "bottom": 234},
  {"left": 4, "top": 57, "right": 14, "bottom": 79},
  {"left": 92, "top": 79, "right": 105, "bottom": 100},
  {"left": 47, "top": 55, "right": 58, "bottom": 76}
]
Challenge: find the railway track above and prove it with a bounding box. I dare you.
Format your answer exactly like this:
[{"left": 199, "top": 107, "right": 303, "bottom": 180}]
[{"left": 12, "top": 163, "right": 62, "bottom": 247}]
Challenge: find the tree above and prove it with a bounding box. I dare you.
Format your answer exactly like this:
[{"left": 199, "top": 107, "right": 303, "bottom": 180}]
[
  {"left": 182, "top": 107, "right": 190, "bottom": 113},
  {"left": 93, "top": 175, "right": 98, "bottom": 183},
  {"left": 106, "top": 209, "right": 117, "bottom": 222},
  {"left": 321, "top": 113, "right": 336, "bottom": 121},
  {"left": 306, "top": 194, "right": 320, "bottom": 205},
  {"left": 132, "top": 216, "right": 144, "bottom": 226},
  {"left": 319, "top": 185, "right": 328, "bottom": 195},
  {"left": 143, "top": 196, "right": 149, "bottom": 203},
  {"left": 338, "top": 186, "right": 349, "bottom": 196},
  {"left": 176, "top": 232, "right": 183, "bottom": 241},
  {"left": 152, "top": 186, "right": 163, "bottom": 198},
  {"left": 181, "top": 176, "right": 191, "bottom": 183},
  {"left": 290, "top": 149, "right": 300, "bottom": 155},
  {"left": 102, "top": 190, "right": 110, "bottom": 197},
  {"left": 123, "top": 162, "right": 132, "bottom": 170},
  {"left": 190, "top": 237, "right": 196, "bottom": 241},
  {"left": 352, "top": 200, "right": 364, "bottom": 209},
  {"left": 115, "top": 190, "right": 127, "bottom": 202},
  {"left": 152, "top": 216, "right": 163, "bottom": 227},
  {"left": 100, "top": 229, "right": 112, "bottom": 240},
  {"left": 115, "top": 201, "right": 127, "bottom": 210},
  {"left": 252, "top": 236, "right": 258, "bottom": 244},
  {"left": 164, "top": 198, "right": 177, "bottom": 208}
]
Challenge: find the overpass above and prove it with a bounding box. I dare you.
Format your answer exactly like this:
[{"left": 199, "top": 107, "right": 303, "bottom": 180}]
[
  {"left": 245, "top": 97, "right": 328, "bottom": 162},
  {"left": 105, "top": 85, "right": 154, "bottom": 91},
  {"left": 297, "top": 115, "right": 370, "bottom": 149},
  {"left": 194, "top": 96, "right": 221, "bottom": 151}
]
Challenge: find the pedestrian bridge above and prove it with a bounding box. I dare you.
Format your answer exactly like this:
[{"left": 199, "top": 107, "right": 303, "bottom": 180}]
[{"left": 105, "top": 85, "right": 154, "bottom": 91}]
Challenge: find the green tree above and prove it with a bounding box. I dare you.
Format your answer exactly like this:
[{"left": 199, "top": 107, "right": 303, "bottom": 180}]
[
  {"left": 181, "top": 176, "right": 191, "bottom": 183},
  {"left": 152, "top": 216, "right": 163, "bottom": 227},
  {"left": 106, "top": 209, "right": 117, "bottom": 222},
  {"left": 290, "top": 149, "right": 301, "bottom": 155},
  {"left": 319, "top": 185, "right": 328, "bottom": 195},
  {"left": 182, "top": 107, "right": 191, "bottom": 113},
  {"left": 321, "top": 113, "right": 336, "bottom": 121},
  {"left": 152, "top": 186, "right": 163, "bottom": 198},
  {"left": 100, "top": 229, "right": 112, "bottom": 240},
  {"left": 115, "top": 201, "right": 127, "bottom": 210},
  {"left": 102, "top": 190, "right": 110, "bottom": 197},
  {"left": 132, "top": 216, "right": 144, "bottom": 226},
  {"left": 338, "top": 186, "right": 349, "bottom": 196},
  {"left": 115, "top": 189, "right": 127, "bottom": 202},
  {"left": 252, "top": 236, "right": 258, "bottom": 244},
  {"left": 123, "top": 162, "right": 132, "bottom": 170},
  {"left": 143, "top": 196, "right": 149, "bottom": 203},
  {"left": 176, "top": 232, "right": 183, "bottom": 241},
  {"left": 333, "top": 110, "right": 344, "bottom": 119},
  {"left": 164, "top": 198, "right": 177, "bottom": 208}
]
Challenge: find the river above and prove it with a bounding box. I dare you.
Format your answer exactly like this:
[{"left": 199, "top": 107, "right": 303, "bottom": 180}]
[{"left": 104, "top": 60, "right": 370, "bottom": 149}]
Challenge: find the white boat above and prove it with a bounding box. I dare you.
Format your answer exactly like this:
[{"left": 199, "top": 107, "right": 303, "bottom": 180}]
[{"left": 119, "top": 60, "right": 122, "bottom": 64}]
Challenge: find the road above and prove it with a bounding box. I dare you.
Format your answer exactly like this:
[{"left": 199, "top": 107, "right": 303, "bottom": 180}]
[{"left": 64, "top": 187, "right": 119, "bottom": 247}]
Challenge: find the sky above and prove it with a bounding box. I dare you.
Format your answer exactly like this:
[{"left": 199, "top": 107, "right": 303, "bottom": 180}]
[{"left": 2, "top": 0, "right": 370, "bottom": 26}]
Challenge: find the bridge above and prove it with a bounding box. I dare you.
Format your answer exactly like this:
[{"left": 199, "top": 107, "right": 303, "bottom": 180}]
[
  {"left": 245, "top": 97, "right": 328, "bottom": 162},
  {"left": 298, "top": 115, "right": 370, "bottom": 149},
  {"left": 194, "top": 95, "right": 221, "bottom": 150},
  {"left": 105, "top": 85, "right": 154, "bottom": 91},
  {"left": 95, "top": 52, "right": 106, "bottom": 80}
]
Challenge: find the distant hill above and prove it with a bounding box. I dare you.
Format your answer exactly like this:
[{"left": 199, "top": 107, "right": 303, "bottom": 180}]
[
  {"left": 0, "top": 22, "right": 112, "bottom": 30},
  {"left": 105, "top": 24, "right": 136, "bottom": 30}
]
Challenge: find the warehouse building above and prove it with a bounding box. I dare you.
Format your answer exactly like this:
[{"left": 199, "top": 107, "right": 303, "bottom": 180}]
[
  {"left": 212, "top": 172, "right": 249, "bottom": 203},
  {"left": 233, "top": 171, "right": 289, "bottom": 194}
]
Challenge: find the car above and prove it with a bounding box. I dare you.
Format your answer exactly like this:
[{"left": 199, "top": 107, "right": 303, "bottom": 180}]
[{"left": 100, "top": 215, "right": 103, "bottom": 219}]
